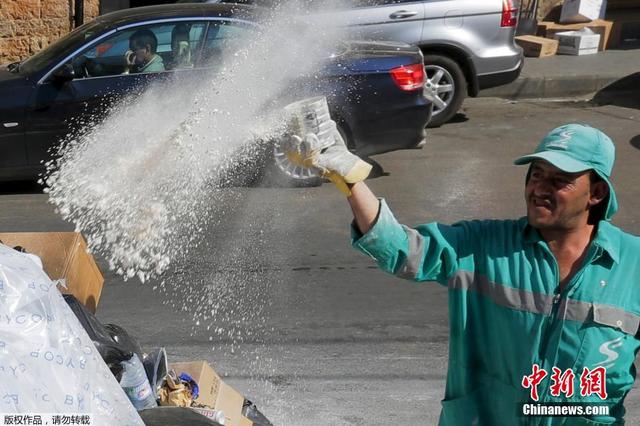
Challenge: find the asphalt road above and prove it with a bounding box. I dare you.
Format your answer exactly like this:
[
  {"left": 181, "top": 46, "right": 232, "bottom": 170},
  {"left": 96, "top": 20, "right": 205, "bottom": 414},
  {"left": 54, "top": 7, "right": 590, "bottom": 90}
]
[{"left": 0, "top": 97, "right": 639, "bottom": 425}]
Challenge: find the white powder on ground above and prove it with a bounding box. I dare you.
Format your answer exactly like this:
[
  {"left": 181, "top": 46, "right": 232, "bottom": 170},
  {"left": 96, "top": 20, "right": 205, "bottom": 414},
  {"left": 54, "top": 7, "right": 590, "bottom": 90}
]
[{"left": 44, "top": 1, "right": 348, "bottom": 282}]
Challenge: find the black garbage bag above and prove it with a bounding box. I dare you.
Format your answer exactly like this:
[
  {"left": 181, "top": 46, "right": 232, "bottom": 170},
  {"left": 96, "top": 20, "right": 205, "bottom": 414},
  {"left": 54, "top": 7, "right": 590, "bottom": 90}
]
[
  {"left": 243, "top": 399, "right": 274, "bottom": 426},
  {"left": 63, "top": 294, "right": 138, "bottom": 381},
  {"left": 139, "top": 407, "right": 222, "bottom": 426},
  {"left": 105, "top": 323, "right": 144, "bottom": 363}
]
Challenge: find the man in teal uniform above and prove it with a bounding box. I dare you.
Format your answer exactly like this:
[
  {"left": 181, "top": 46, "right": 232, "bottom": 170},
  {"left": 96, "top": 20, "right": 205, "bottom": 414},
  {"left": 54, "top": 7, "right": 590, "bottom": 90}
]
[{"left": 294, "top": 123, "right": 640, "bottom": 425}]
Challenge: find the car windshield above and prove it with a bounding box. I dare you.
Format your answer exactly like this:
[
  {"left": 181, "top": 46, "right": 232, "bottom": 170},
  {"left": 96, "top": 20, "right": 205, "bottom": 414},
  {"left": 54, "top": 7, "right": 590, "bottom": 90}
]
[{"left": 20, "top": 19, "right": 108, "bottom": 75}]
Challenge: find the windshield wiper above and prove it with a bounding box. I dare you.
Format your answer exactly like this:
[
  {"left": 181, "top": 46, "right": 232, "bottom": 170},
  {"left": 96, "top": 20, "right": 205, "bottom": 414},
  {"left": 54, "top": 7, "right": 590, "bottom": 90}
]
[{"left": 7, "top": 61, "right": 20, "bottom": 73}]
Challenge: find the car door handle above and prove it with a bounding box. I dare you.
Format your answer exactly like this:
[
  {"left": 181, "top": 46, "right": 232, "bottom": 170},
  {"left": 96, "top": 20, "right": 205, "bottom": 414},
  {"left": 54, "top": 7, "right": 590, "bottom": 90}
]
[{"left": 389, "top": 10, "right": 418, "bottom": 19}]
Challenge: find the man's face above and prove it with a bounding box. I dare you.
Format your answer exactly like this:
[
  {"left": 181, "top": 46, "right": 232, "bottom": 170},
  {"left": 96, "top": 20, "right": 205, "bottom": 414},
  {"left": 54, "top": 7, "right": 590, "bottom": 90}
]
[
  {"left": 130, "top": 41, "right": 151, "bottom": 64},
  {"left": 525, "top": 160, "right": 594, "bottom": 231}
]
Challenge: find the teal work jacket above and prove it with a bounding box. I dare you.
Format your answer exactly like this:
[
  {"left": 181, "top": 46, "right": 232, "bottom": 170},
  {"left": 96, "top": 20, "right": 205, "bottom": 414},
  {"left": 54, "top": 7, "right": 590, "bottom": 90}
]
[{"left": 352, "top": 200, "right": 640, "bottom": 425}]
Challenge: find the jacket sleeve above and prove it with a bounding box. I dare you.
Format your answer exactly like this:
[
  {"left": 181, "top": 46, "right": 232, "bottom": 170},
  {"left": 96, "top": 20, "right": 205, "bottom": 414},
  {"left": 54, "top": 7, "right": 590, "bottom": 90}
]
[{"left": 351, "top": 198, "right": 474, "bottom": 285}]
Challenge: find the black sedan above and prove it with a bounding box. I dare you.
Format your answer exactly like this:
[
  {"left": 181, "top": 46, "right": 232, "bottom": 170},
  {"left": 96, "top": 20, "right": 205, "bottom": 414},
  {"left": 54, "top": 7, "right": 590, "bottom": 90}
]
[{"left": 0, "top": 4, "right": 432, "bottom": 182}]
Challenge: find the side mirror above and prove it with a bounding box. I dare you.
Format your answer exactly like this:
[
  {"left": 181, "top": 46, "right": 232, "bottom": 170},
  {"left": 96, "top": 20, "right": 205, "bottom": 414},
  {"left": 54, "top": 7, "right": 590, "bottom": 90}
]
[{"left": 52, "top": 64, "right": 75, "bottom": 82}]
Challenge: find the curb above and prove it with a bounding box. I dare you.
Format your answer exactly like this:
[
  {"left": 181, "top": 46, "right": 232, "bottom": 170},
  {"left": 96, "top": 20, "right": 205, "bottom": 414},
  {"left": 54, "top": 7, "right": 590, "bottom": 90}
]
[{"left": 478, "top": 75, "right": 624, "bottom": 100}]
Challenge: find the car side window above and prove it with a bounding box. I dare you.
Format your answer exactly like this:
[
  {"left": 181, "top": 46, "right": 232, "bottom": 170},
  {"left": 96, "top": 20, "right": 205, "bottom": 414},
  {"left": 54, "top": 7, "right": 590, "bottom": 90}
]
[
  {"left": 200, "top": 20, "right": 255, "bottom": 65},
  {"left": 67, "top": 22, "right": 207, "bottom": 79}
]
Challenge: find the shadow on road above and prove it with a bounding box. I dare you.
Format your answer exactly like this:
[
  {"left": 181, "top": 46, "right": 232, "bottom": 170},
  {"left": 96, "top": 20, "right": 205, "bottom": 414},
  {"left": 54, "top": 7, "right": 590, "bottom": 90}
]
[
  {"left": 0, "top": 181, "right": 44, "bottom": 195},
  {"left": 362, "top": 156, "right": 388, "bottom": 179},
  {"left": 591, "top": 72, "right": 640, "bottom": 110},
  {"left": 630, "top": 135, "right": 640, "bottom": 151},
  {"left": 448, "top": 112, "right": 470, "bottom": 125},
  {"left": 428, "top": 112, "right": 469, "bottom": 128}
]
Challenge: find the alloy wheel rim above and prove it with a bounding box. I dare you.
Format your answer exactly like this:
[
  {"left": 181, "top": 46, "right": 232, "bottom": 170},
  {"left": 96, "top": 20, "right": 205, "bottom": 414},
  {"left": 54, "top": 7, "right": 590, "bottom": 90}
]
[{"left": 424, "top": 65, "right": 455, "bottom": 116}]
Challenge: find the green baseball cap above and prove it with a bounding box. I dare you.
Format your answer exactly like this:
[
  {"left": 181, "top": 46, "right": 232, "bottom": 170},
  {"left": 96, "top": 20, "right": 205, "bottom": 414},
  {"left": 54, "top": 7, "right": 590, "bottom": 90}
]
[{"left": 514, "top": 123, "right": 618, "bottom": 220}]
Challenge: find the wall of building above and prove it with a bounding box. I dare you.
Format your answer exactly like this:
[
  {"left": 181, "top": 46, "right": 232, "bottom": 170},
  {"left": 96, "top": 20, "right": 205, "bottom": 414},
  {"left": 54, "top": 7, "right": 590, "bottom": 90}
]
[{"left": 0, "top": 0, "right": 99, "bottom": 64}]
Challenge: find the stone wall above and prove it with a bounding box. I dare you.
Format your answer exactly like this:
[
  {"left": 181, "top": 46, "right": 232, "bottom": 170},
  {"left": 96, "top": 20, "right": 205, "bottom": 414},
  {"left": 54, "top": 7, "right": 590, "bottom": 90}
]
[
  {"left": 537, "top": 0, "right": 564, "bottom": 21},
  {"left": 0, "top": 0, "right": 99, "bottom": 64}
]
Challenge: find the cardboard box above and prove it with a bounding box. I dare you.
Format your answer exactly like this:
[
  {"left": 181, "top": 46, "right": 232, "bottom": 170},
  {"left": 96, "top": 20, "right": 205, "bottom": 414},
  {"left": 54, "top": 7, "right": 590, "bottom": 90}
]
[
  {"left": 0, "top": 232, "right": 104, "bottom": 313},
  {"left": 515, "top": 35, "right": 559, "bottom": 57},
  {"left": 239, "top": 416, "right": 253, "bottom": 426},
  {"left": 171, "top": 361, "right": 222, "bottom": 408},
  {"left": 216, "top": 382, "right": 245, "bottom": 426},
  {"left": 555, "top": 28, "right": 601, "bottom": 55},
  {"left": 561, "top": 0, "right": 607, "bottom": 23},
  {"left": 538, "top": 19, "right": 613, "bottom": 51},
  {"left": 171, "top": 361, "right": 245, "bottom": 426}
]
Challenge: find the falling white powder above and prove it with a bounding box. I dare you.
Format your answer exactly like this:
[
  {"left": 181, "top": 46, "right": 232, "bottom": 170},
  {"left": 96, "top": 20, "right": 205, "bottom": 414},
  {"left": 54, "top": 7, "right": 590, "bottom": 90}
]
[{"left": 44, "top": 0, "right": 349, "bottom": 282}]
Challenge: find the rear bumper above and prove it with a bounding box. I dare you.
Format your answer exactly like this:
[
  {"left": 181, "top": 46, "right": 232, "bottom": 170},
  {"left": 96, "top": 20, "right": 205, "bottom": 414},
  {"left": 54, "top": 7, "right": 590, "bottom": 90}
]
[
  {"left": 477, "top": 55, "right": 524, "bottom": 91},
  {"left": 349, "top": 99, "right": 432, "bottom": 157}
]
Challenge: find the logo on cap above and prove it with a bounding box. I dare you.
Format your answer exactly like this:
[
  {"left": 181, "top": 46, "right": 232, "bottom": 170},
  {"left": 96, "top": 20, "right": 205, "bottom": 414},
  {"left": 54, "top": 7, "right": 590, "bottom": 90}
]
[{"left": 545, "top": 130, "right": 575, "bottom": 150}]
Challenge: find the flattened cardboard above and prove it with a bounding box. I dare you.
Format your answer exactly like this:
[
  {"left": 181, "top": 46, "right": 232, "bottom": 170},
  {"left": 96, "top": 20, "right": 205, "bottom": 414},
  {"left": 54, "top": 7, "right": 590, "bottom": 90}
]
[
  {"left": 0, "top": 232, "right": 104, "bottom": 313},
  {"left": 170, "top": 361, "right": 245, "bottom": 426},
  {"left": 515, "top": 35, "right": 559, "bottom": 57}
]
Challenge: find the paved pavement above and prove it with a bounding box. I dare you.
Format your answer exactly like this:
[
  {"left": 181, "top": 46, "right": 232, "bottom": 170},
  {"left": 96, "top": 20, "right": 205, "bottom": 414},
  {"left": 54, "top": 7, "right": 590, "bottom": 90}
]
[
  {"left": 1, "top": 98, "right": 638, "bottom": 425},
  {"left": 480, "top": 48, "right": 640, "bottom": 100}
]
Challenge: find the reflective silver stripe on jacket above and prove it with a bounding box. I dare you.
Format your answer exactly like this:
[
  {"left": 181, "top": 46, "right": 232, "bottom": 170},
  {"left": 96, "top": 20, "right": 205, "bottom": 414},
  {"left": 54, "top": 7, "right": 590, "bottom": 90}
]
[
  {"left": 395, "top": 226, "right": 425, "bottom": 279},
  {"left": 446, "top": 271, "right": 640, "bottom": 336},
  {"left": 559, "top": 298, "right": 640, "bottom": 336},
  {"left": 448, "top": 270, "right": 556, "bottom": 316}
]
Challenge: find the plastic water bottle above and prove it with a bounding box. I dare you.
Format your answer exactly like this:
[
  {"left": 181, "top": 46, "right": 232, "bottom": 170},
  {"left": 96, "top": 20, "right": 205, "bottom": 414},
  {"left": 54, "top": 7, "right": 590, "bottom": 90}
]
[{"left": 119, "top": 354, "right": 158, "bottom": 410}]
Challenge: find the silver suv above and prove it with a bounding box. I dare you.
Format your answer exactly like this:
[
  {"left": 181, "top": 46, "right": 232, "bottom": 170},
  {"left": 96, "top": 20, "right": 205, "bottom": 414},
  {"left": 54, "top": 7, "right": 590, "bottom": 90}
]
[
  {"left": 315, "top": 0, "right": 524, "bottom": 126},
  {"left": 178, "top": 0, "right": 524, "bottom": 127}
]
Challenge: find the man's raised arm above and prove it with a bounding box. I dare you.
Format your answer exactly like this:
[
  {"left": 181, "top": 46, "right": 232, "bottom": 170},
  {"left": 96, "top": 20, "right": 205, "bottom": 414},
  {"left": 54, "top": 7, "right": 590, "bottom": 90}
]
[{"left": 347, "top": 182, "right": 380, "bottom": 235}]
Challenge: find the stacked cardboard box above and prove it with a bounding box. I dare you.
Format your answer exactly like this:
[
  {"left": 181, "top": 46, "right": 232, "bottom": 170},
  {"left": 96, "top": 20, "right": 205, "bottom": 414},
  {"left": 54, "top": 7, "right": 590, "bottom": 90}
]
[
  {"left": 555, "top": 27, "right": 602, "bottom": 54},
  {"left": 560, "top": 0, "right": 607, "bottom": 23},
  {"left": 538, "top": 19, "right": 613, "bottom": 51},
  {"left": 516, "top": 35, "right": 559, "bottom": 57}
]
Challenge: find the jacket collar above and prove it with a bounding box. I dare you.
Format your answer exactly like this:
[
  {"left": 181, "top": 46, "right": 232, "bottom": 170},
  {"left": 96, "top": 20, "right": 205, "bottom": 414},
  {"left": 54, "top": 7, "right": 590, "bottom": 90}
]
[{"left": 521, "top": 217, "right": 620, "bottom": 264}]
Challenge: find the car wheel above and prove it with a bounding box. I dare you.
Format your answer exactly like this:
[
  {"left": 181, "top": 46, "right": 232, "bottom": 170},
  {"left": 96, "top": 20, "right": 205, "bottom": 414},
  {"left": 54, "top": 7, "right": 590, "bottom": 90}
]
[
  {"left": 422, "top": 54, "right": 467, "bottom": 127},
  {"left": 261, "top": 140, "right": 322, "bottom": 188},
  {"left": 263, "top": 123, "right": 351, "bottom": 188}
]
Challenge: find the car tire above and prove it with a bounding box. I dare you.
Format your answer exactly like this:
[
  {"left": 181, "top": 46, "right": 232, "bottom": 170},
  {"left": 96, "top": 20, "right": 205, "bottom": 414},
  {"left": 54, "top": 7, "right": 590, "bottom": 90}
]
[
  {"left": 423, "top": 54, "right": 467, "bottom": 128},
  {"left": 261, "top": 141, "right": 323, "bottom": 188}
]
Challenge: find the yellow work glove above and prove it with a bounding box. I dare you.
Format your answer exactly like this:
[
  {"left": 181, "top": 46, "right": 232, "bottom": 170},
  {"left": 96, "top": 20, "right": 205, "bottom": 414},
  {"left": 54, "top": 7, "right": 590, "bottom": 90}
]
[{"left": 297, "top": 129, "right": 372, "bottom": 196}]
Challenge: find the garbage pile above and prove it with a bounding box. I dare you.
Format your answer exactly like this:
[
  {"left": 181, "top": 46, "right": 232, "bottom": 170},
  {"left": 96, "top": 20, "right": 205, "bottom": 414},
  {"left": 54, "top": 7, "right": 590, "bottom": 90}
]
[
  {"left": 515, "top": 0, "right": 637, "bottom": 57},
  {"left": 0, "top": 232, "right": 272, "bottom": 426}
]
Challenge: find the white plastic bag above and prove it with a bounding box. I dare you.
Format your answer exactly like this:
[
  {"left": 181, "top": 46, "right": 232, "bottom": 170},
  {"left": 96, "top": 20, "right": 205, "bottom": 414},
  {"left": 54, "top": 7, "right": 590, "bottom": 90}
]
[{"left": 0, "top": 243, "right": 143, "bottom": 425}]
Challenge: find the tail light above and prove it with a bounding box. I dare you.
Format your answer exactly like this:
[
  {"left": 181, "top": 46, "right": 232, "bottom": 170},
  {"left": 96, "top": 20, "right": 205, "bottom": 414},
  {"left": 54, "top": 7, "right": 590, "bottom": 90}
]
[
  {"left": 390, "top": 64, "right": 424, "bottom": 91},
  {"left": 501, "top": 0, "right": 518, "bottom": 27}
]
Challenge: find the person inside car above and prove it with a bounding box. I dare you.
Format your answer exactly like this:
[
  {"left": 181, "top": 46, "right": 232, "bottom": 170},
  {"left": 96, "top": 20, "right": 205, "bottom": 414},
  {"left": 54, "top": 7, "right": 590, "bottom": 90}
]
[
  {"left": 126, "top": 29, "right": 165, "bottom": 73},
  {"left": 167, "top": 24, "right": 193, "bottom": 70}
]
